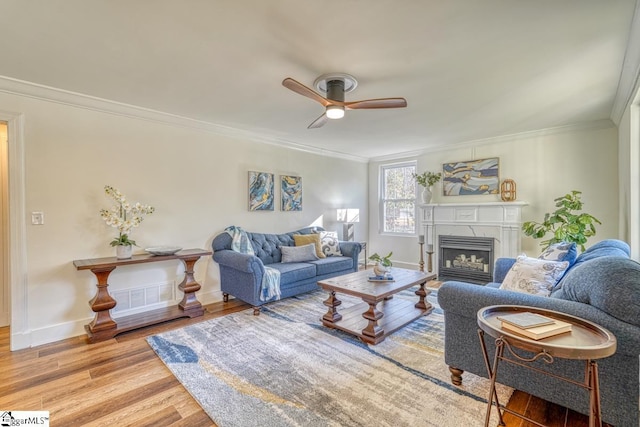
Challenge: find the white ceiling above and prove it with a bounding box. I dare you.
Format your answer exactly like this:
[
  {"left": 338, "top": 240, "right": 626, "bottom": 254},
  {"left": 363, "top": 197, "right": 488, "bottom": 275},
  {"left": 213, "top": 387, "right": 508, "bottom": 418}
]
[{"left": 1, "top": 0, "right": 638, "bottom": 160}]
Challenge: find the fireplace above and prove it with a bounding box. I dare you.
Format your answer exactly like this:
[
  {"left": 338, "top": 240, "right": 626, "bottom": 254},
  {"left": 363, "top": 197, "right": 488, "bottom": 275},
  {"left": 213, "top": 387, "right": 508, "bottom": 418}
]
[
  {"left": 420, "top": 202, "right": 527, "bottom": 281},
  {"left": 438, "top": 235, "right": 494, "bottom": 284}
]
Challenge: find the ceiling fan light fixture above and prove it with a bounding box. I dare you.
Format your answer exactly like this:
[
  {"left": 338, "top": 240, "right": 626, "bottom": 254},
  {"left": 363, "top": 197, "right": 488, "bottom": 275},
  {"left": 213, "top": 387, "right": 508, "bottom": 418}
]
[{"left": 326, "top": 105, "right": 345, "bottom": 119}]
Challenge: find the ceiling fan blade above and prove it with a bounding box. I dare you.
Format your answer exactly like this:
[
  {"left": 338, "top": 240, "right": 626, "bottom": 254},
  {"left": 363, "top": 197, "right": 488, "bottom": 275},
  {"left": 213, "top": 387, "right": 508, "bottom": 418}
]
[
  {"left": 345, "top": 98, "right": 407, "bottom": 110},
  {"left": 307, "top": 113, "right": 328, "bottom": 129},
  {"left": 282, "top": 78, "right": 332, "bottom": 107}
]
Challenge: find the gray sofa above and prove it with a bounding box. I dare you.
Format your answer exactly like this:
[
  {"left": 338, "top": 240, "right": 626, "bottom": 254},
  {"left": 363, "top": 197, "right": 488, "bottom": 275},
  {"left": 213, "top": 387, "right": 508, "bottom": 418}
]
[
  {"left": 437, "top": 239, "right": 640, "bottom": 427},
  {"left": 212, "top": 226, "right": 361, "bottom": 314}
]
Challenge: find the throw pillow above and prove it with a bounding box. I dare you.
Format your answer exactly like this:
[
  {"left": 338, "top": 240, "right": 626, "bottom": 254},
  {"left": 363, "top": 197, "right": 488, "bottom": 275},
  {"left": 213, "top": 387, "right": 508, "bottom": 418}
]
[
  {"left": 320, "top": 231, "right": 342, "bottom": 257},
  {"left": 538, "top": 242, "right": 577, "bottom": 265},
  {"left": 539, "top": 242, "right": 577, "bottom": 291},
  {"left": 281, "top": 243, "right": 319, "bottom": 263},
  {"left": 499, "top": 254, "right": 570, "bottom": 297},
  {"left": 293, "top": 234, "right": 326, "bottom": 258}
]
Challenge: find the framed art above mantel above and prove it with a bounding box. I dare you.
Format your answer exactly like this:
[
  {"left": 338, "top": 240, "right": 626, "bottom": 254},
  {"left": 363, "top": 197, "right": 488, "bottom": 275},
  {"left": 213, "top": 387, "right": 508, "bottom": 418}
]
[{"left": 442, "top": 158, "right": 499, "bottom": 196}]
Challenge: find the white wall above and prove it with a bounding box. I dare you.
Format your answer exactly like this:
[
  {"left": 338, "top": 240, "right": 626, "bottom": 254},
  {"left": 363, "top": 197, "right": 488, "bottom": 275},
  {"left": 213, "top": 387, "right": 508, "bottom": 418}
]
[
  {"left": 617, "top": 90, "right": 640, "bottom": 260},
  {"left": 0, "top": 90, "right": 367, "bottom": 348},
  {"left": 369, "top": 123, "right": 620, "bottom": 268}
]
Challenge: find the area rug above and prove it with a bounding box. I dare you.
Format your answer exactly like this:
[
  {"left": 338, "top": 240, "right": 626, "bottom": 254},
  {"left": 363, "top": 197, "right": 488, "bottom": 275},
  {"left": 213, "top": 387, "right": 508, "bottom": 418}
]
[{"left": 147, "top": 289, "right": 512, "bottom": 427}]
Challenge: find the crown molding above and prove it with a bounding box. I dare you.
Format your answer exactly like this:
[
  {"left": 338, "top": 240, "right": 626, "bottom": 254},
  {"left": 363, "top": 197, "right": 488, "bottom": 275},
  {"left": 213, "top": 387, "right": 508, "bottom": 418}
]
[
  {"left": 0, "top": 75, "right": 368, "bottom": 164},
  {"left": 369, "top": 119, "right": 616, "bottom": 163},
  {"left": 611, "top": 0, "right": 640, "bottom": 124}
]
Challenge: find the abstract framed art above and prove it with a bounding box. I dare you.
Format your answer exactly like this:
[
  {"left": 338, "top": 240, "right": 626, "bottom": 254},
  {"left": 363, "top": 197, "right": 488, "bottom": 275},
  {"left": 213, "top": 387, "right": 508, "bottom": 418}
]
[
  {"left": 248, "top": 171, "right": 274, "bottom": 211},
  {"left": 281, "top": 175, "right": 302, "bottom": 211},
  {"left": 442, "top": 157, "right": 499, "bottom": 196}
]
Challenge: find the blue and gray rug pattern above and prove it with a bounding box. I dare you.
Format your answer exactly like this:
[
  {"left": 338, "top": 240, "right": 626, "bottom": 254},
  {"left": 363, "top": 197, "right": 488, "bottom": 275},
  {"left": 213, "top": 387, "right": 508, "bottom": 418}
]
[{"left": 147, "top": 289, "right": 511, "bottom": 426}]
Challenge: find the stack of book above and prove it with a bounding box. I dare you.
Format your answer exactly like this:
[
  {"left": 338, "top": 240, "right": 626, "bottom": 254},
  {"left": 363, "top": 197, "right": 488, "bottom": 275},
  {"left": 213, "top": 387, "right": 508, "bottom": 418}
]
[
  {"left": 498, "top": 311, "right": 572, "bottom": 340},
  {"left": 368, "top": 275, "right": 394, "bottom": 282}
]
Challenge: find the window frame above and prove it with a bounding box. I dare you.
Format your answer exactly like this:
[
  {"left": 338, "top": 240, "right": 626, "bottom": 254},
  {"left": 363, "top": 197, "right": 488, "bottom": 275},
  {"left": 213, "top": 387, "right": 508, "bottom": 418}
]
[{"left": 379, "top": 161, "right": 418, "bottom": 236}]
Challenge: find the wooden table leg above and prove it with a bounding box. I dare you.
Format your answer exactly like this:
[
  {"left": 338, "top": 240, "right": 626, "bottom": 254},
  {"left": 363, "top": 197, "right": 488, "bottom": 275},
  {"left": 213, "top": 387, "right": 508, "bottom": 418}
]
[
  {"left": 322, "top": 291, "right": 342, "bottom": 324},
  {"left": 414, "top": 280, "right": 432, "bottom": 311},
  {"left": 87, "top": 266, "right": 118, "bottom": 333},
  {"left": 178, "top": 255, "right": 204, "bottom": 316},
  {"left": 362, "top": 300, "right": 383, "bottom": 342}
]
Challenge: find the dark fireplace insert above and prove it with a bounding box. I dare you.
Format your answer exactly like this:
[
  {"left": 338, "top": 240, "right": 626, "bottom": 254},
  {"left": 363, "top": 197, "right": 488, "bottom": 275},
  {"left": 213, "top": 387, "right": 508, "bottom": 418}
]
[{"left": 438, "top": 235, "right": 494, "bottom": 284}]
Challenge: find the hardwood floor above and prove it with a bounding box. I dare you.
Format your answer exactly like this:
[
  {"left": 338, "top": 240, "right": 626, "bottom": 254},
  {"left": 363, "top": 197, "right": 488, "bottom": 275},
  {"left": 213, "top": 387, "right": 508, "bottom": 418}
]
[{"left": 0, "top": 300, "right": 607, "bottom": 427}]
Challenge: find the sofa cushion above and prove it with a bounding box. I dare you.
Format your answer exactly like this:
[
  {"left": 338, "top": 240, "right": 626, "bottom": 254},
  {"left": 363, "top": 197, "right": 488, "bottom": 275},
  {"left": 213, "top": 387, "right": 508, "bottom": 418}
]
[
  {"left": 320, "top": 231, "right": 343, "bottom": 257},
  {"left": 268, "top": 262, "right": 316, "bottom": 285},
  {"left": 552, "top": 239, "right": 632, "bottom": 292},
  {"left": 281, "top": 243, "right": 319, "bottom": 263},
  {"left": 248, "top": 233, "right": 292, "bottom": 264},
  {"left": 550, "top": 256, "right": 640, "bottom": 327},
  {"left": 499, "top": 254, "right": 570, "bottom": 296},
  {"left": 293, "top": 234, "right": 325, "bottom": 258},
  {"left": 572, "top": 239, "right": 630, "bottom": 268},
  {"left": 310, "top": 256, "right": 353, "bottom": 276}
]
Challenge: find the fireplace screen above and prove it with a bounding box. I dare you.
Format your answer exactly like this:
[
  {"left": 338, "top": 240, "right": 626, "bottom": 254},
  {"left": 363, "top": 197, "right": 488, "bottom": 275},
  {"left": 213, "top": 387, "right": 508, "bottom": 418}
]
[{"left": 438, "top": 235, "right": 494, "bottom": 284}]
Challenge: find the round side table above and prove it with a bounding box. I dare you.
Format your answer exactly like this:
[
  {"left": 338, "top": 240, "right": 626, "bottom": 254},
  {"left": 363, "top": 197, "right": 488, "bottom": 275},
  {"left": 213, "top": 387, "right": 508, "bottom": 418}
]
[{"left": 477, "top": 305, "right": 616, "bottom": 427}]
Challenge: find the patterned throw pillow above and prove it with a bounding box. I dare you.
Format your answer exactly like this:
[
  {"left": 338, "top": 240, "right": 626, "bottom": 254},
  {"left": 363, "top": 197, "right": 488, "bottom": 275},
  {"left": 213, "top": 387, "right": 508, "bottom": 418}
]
[
  {"left": 293, "top": 234, "right": 326, "bottom": 258},
  {"left": 538, "top": 242, "right": 578, "bottom": 264},
  {"left": 539, "top": 242, "right": 577, "bottom": 291},
  {"left": 319, "top": 231, "right": 342, "bottom": 257},
  {"left": 281, "top": 243, "right": 319, "bottom": 263},
  {"left": 499, "top": 254, "right": 570, "bottom": 297}
]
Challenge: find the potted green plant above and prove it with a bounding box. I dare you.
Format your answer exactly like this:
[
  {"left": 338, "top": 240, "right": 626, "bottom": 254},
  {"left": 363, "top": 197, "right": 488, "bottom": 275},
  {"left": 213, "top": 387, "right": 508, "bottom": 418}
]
[
  {"left": 522, "top": 190, "right": 601, "bottom": 252},
  {"left": 369, "top": 251, "right": 393, "bottom": 277},
  {"left": 412, "top": 171, "right": 442, "bottom": 203}
]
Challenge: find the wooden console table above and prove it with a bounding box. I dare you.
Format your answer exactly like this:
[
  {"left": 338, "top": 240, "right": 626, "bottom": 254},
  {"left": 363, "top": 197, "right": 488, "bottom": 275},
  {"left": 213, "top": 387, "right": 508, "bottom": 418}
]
[{"left": 73, "top": 248, "right": 211, "bottom": 343}]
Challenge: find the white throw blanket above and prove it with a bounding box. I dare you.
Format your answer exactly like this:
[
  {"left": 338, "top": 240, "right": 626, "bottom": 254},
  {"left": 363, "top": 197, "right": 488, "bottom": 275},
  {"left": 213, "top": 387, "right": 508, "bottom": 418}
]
[{"left": 224, "top": 226, "right": 281, "bottom": 302}]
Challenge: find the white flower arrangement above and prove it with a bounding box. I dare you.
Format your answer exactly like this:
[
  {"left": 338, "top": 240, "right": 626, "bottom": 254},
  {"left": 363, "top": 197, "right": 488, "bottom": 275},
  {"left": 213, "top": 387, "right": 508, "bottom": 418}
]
[{"left": 99, "top": 185, "right": 155, "bottom": 247}]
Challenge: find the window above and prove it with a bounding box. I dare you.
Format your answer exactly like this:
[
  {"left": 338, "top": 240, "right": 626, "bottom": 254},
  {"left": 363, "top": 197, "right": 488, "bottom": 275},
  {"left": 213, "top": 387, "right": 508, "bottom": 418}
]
[{"left": 380, "top": 162, "right": 416, "bottom": 234}]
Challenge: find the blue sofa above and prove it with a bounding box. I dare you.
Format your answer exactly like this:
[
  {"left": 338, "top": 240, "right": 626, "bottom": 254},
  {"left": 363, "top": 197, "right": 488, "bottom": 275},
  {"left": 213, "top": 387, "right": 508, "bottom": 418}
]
[
  {"left": 437, "top": 239, "right": 640, "bottom": 427},
  {"left": 212, "top": 226, "right": 361, "bottom": 314}
]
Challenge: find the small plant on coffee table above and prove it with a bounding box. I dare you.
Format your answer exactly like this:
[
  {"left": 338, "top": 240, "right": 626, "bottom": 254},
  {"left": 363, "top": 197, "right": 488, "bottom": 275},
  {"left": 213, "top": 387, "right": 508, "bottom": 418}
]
[
  {"left": 369, "top": 252, "right": 393, "bottom": 267},
  {"left": 369, "top": 252, "right": 393, "bottom": 277}
]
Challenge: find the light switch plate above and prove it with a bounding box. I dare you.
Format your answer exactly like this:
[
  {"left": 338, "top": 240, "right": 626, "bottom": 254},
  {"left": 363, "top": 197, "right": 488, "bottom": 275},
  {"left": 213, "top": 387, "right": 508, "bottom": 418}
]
[{"left": 31, "top": 212, "right": 44, "bottom": 225}]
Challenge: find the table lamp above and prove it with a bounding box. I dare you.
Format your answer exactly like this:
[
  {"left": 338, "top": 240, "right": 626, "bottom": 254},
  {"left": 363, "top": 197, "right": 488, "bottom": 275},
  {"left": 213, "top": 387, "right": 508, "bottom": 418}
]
[{"left": 337, "top": 208, "right": 359, "bottom": 241}]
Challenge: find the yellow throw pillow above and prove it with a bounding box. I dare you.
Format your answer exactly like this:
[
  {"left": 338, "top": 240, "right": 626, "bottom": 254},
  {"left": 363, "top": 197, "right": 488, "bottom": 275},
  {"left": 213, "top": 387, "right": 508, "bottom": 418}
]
[{"left": 293, "top": 234, "right": 325, "bottom": 258}]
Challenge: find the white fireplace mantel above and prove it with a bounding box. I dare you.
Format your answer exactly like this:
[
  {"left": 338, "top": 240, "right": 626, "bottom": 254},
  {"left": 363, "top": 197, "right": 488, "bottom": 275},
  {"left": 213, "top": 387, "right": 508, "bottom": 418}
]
[{"left": 419, "top": 202, "right": 528, "bottom": 276}]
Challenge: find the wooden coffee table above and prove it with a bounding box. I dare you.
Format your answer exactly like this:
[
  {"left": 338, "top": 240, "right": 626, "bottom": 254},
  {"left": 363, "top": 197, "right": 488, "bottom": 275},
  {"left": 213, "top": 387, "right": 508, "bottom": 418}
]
[{"left": 317, "top": 268, "right": 436, "bottom": 344}]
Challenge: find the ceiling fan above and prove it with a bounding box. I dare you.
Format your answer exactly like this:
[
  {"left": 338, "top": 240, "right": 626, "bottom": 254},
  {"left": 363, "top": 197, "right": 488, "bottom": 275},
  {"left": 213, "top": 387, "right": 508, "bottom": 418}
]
[{"left": 282, "top": 73, "right": 407, "bottom": 129}]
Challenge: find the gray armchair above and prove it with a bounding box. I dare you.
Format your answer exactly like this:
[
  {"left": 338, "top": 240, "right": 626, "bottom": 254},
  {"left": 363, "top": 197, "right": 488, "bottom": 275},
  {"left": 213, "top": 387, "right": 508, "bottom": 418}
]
[{"left": 437, "top": 240, "right": 640, "bottom": 427}]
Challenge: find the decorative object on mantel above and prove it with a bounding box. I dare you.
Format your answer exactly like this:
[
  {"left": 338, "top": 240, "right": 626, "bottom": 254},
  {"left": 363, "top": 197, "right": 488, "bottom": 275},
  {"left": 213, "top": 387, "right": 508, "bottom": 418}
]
[
  {"left": 522, "top": 190, "right": 601, "bottom": 251},
  {"left": 442, "top": 157, "right": 499, "bottom": 196},
  {"left": 413, "top": 171, "right": 442, "bottom": 204},
  {"left": 369, "top": 251, "right": 393, "bottom": 278},
  {"left": 99, "top": 185, "right": 155, "bottom": 259},
  {"left": 500, "top": 179, "right": 517, "bottom": 201}
]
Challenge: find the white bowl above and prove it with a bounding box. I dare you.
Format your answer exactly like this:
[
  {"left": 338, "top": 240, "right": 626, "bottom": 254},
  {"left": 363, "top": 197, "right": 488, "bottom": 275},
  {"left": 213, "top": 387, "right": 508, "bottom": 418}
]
[{"left": 145, "top": 246, "right": 182, "bottom": 256}]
